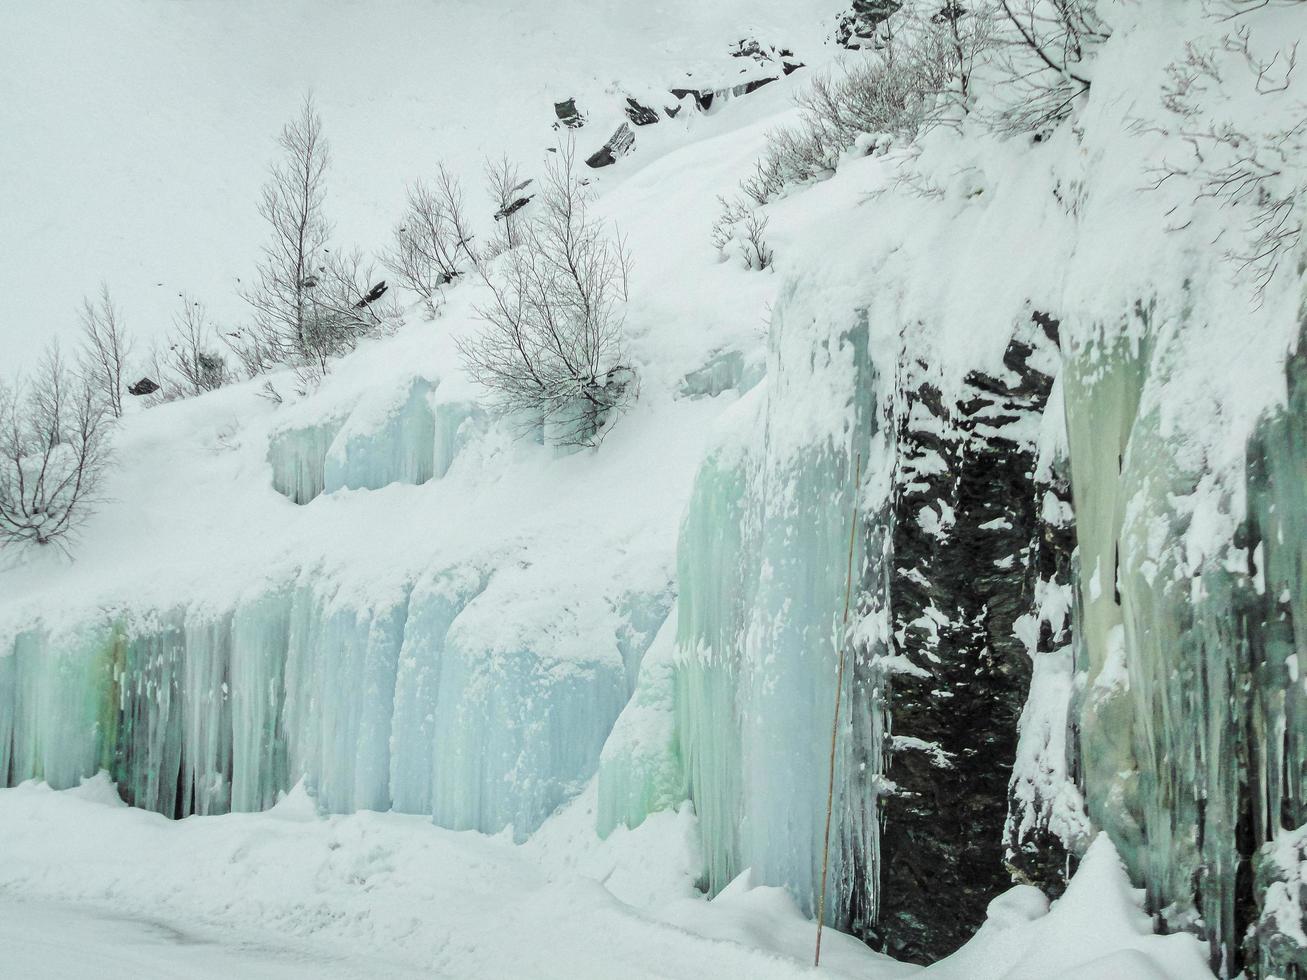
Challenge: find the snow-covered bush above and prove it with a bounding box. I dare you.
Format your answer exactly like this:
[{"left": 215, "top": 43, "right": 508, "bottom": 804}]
[
  {"left": 1151, "top": 12, "right": 1304, "bottom": 299},
  {"left": 242, "top": 95, "right": 389, "bottom": 384},
  {"left": 383, "top": 167, "right": 475, "bottom": 319},
  {"left": 987, "top": 0, "right": 1107, "bottom": 133},
  {"left": 0, "top": 344, "right": 110, "bottom": 550},
  {"left": 459, "top": 142, "right": 633, "bottom": 448},
  {"left": 747, "top": 10, "right": 966, "bottom": 201},
  {"left": 711, "top": 196, "right": 774, "bottom": 270},
  {"left": 749, "top": 0, "right": 1107, "bottom": 202}
]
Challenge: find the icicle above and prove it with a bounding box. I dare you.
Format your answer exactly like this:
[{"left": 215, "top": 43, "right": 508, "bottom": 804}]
[{"left": 323, "top": 379, "right": 437, "bottom": 494}]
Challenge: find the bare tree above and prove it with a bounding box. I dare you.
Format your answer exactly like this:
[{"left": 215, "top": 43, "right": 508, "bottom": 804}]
[
  {"left": 165, "top": 296, "right": 230, "bottom": 396},
  {"left": 383, "top": 166, "right": 476, "bottom": 317},
  {"left": 242, "top": 94, "right": 382, "bottom": 383},
  {"left": 220, "top": 325, "right": 277, "bottom": 380},
  {"left": 79, "top": 283, "right": 131, "bottom": 418},
  {"left": 920, "top": 2, "right": 995, "bottom": 119},
  {"left": 459, "top": 141, "right": 634, "bottom": 447},
  {"left": 485, "top": 155, "right": 533, "bottom": 257},
  {"left": 0, "top": 343, "right": 110, "bottom": 550}
]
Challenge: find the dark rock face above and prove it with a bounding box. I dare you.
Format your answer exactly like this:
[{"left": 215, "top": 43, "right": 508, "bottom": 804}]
[
  {"left": 836, "top": 0, "right": 903, "bottom": 49},
  {"left": 730, "top": 37, "right": 804, "bottom": 75},
  {"left": 624, "top": 98, "right": 659, "bottom": 126},
  {"left": 871, "top": 314, "right": 1062, "bottom": 962},
  {"left": 732, "top": 76, "right": 777, "bottom": 98},
  {"left": 354, "top": 280, "right": 387, "bottom": 309},
  {"left": 1001, "top": 312, "right": 1078, "bottom": 897},
  {"left": 585, "top": 123, "right": 635, "bottom": 169},
  {"left": 1003, "top": 453, "right": 1077, "bottom": 887},
  {"left": 668, "top": 76, "right": 782, "bottom": 116},
  {"left": 731, "top": 38, "right": 769, "bottom": 61},
  {"left": 553, "top": 98, "right": 585, "bottom": 129},
  {"left": 128, "top": 377, "right": 160, "bottom": 396},
  {"left": 670, "top": 87, "right": 714, "bottom": 113}
]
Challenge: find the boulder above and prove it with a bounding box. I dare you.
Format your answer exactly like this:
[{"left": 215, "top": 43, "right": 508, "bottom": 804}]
[
  {"left": 584, "top": 123, "right": 635, "bottom": 169},
  {"left": 624, "top": 98, "right": 659, "bottom": 126},
  {"left": 553, "top": 98, "right": 585, "bottom": 129}
]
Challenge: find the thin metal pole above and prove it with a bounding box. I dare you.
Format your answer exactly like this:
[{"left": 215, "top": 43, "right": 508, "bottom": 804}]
[{"left": 815, "top": 451, "right": 862, "bottom": 967}]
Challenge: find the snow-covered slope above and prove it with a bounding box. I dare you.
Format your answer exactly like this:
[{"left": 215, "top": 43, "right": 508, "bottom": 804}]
[
  {"left": 0, "top": 0, "right": 841, "bottom": 368},
  {"left": 3, "top": 1, "right": 1307, "bottom": 978},
  {"left": 0, "top": 47, "right": 811, "bottom": 843}
]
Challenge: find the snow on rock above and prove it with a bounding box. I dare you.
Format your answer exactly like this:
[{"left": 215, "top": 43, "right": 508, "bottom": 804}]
[
  {"left": 662, "top": 0, "right": 1307, "bottom": 968},
  {"left": 923, "top": 835, "right": 1212, "bottom": 980}
]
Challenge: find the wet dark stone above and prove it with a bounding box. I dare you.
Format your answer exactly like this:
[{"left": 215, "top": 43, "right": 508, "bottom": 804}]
[
  {"left": 836, "top": 0, "right": 903, "bottom": 48},
  {"left": 354, "top": 280, "right": 387, "bottom": 308},
  {"left": 494, "top": 186, "right": 534, "bottom": 223},
  {"left": 871, "top": 312, "right": 1062, "bottom": 963},
  {"left": 585, "top": 123, "right": 635, "bottom": 169},
  {"left": 553, "top": 98, "right": 585, "bottom": 129},
  {"left": 731, "top": 38, "right": 767, "bottom": 60},
  {"left": 728, "top": 38, "right": 804, "bottom": 76},
  {"left": 734, "top": 76, "right": 777, "bottom": 97},
  {"left": 625, "top": 98, "right": 659, "bottom": 126},
  {"left": 670, "top": 87, "right": 714, "bottom": 112}
]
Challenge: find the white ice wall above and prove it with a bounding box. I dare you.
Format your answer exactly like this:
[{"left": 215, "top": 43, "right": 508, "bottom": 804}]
[{"left": 0, "top": 563, "right": 668, "bottom": 836}]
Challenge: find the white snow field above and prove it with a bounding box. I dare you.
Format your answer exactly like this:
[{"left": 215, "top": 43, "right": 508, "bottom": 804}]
[
  {"left": 2, "top": 0, "right": 1292, "bottom": 976},
  {"left": 0, "top": 776, "right": 1206, "bottom": 978}
]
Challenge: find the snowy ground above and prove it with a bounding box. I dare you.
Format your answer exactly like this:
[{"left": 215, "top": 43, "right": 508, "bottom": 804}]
[
  {"left": 0, "top": 776, "right": 1210, "bottom": 979},
  {"left": 0, "top": 776, "right": 908, "bottom": 979},
  {"left": 0, "top": 903, "right": 404, "bottom": 980}
]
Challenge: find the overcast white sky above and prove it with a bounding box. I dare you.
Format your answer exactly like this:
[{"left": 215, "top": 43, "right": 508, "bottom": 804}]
[{"left": 0, "top": 0, "right": 841, "bottom": 382}]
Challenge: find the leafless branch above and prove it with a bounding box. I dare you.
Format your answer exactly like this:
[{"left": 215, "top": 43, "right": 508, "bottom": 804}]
[
  {"left": 485, "top": 155, "right": 534, "bottom": 258},
  {"left": 165, "top": 295, "right": 230, "bottom": 397},
  {"left": 458, "top": 140, "right": 634, "bottom": 447},
  {"left": 241, "top": 94, "right": 383, "bottom": 384},
  {"left": 384, "top": 166, "right": 476, "bottom": 317},
  {"left": 78, "top": 283, "right": 131, "bottom": 419},
  {"left": 0, "top": 343, "right": 111, "bottom": 551}
]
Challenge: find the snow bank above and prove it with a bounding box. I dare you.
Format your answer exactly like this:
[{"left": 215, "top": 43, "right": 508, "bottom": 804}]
[
  {"left": 925, "top": 835, "right": 1211, "bottom": 980},
  {"left": 0, "top": 780, "right": 1209, "bottom": 979}
]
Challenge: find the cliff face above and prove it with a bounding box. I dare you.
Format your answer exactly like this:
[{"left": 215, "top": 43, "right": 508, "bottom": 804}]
[
  {"left": 874, "top": 317, "right": 1068, "bottom": 962},
  {"left": 664, "top": 6, "right": 1307, "bottom": 973},
  {"left": 663, "top": 279, "right": 1304, "bottom": 975},
  {"left": 2, "top": 2, "right": 1306, "bottom": 977}
]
